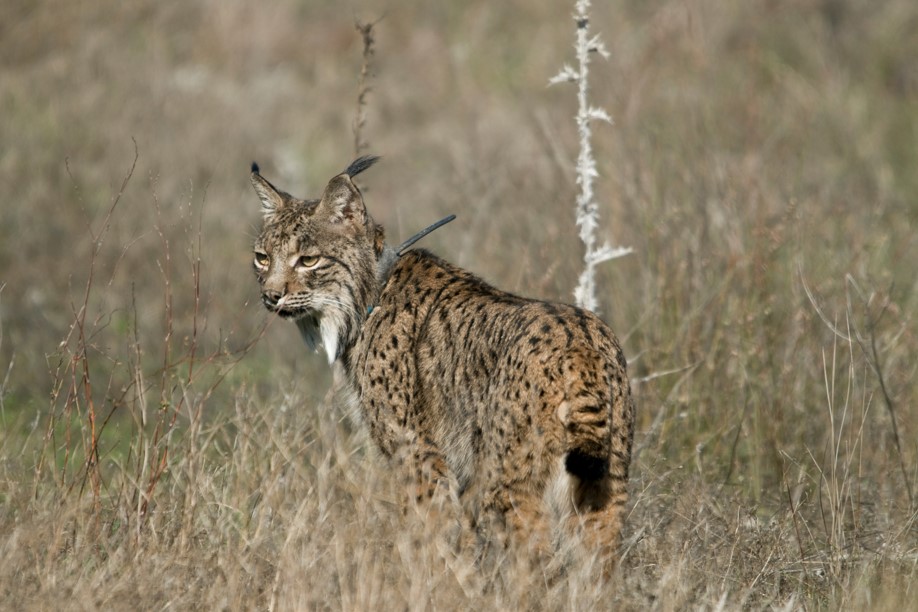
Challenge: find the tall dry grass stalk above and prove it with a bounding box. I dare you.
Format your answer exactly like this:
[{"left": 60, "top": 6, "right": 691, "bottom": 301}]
[
  {"left": 550, "top": 0, "right": 631, "bottom": 313},
  {"left": 33, "top": 142, "right": 265, "bottom": 537},
  {"left": 36, "top": 143, "right": 140, "bottom": 506},
  {"left": 352, "top": 18, "right": 380, "bottom": 159}
]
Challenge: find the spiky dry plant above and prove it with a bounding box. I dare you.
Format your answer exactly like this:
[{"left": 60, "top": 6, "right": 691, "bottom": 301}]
[{"left": 550, "top": 0, "right": 631, "bottom": 312}]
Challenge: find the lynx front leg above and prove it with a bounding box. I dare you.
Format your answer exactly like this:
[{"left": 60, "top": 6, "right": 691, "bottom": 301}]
[
  {"left": 358, "top": 374, "right": 454, "bottom": 509},
  {"left": 398, "top": 433, "right": 454, "bottom": 509}
]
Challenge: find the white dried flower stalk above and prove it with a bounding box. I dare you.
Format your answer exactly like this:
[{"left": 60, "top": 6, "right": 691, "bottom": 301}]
[{"left": 551, "top": 0, "right": 632, "bottom": 313}]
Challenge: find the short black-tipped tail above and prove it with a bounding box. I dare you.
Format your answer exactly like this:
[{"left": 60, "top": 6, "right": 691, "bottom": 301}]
[{"left": 566, "top": 451, "right": 609, "bottom": 481}]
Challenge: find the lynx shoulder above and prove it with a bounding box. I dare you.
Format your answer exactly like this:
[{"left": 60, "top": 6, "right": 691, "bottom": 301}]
[{"left": 251, "top": 156, "right": 634, "bottom": 567}]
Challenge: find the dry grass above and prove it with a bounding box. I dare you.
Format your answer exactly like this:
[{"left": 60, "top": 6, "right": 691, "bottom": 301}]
[{"left": 1, "top": 0, "right": 917, "bottom": 609}]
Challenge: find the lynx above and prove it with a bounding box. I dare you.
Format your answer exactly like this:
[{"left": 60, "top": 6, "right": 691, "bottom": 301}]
[{"left": 251, "top": 156, "right": 634, "bottom": 569}]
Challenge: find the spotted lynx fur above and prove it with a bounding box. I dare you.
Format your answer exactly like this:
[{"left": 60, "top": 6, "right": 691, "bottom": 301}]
[{"left": 251, "top": 156, "right": 634, "bottom": 568}]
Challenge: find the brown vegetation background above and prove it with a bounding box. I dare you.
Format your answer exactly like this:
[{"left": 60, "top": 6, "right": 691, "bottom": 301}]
[{"left": 1, "top": 0, "right": 916, "bottom": 608}]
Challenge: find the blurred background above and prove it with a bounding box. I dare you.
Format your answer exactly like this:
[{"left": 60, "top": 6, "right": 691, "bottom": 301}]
[{"left": 1, "top": 0, "right": 916, "bottom": 567}]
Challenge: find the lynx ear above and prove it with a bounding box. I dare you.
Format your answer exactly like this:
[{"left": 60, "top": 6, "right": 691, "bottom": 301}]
[
  {"left": 318, "top": 174, "right": 366, "bottom": 225},
  {"left": 250, "top": 162, "right": 287, "bottom": 219}
]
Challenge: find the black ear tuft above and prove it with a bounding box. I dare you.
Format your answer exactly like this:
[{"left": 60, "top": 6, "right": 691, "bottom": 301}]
[
  {"left": 344, "top": 155, "right": 380, "bottom": 178},
  {"left": 251, "top": 161, "right": 260, "bottom": 174}
]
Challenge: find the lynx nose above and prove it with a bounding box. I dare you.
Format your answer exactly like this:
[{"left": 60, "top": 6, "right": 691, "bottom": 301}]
[{"left": 262, "top": 288, "right": 284, "bottom": 308}]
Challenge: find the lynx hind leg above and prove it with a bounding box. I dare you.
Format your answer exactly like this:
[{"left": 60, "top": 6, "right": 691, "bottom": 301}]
[
  {"left": 537, "top": 458, "right": 623, "bottom": 577},
  {"left": 567, "top": 469, "right": 629, "bottom": 576}
]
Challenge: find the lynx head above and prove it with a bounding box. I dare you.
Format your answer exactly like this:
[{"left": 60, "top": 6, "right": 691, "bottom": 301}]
[{"left": 251, "top": 156, "right": 389, "bottom": 363}]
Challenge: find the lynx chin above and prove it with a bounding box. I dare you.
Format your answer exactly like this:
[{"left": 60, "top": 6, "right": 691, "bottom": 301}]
[{"left": 251, "top": 156, "right": 634, "bottom": 570}]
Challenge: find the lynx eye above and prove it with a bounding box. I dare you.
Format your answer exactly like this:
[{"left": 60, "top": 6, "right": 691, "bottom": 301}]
[
  {"left": 254, "top": 251, "right": 270, "bottom": 268},
  {"left": 296, "top": 255, "right": 321, "bottom": 269}
]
